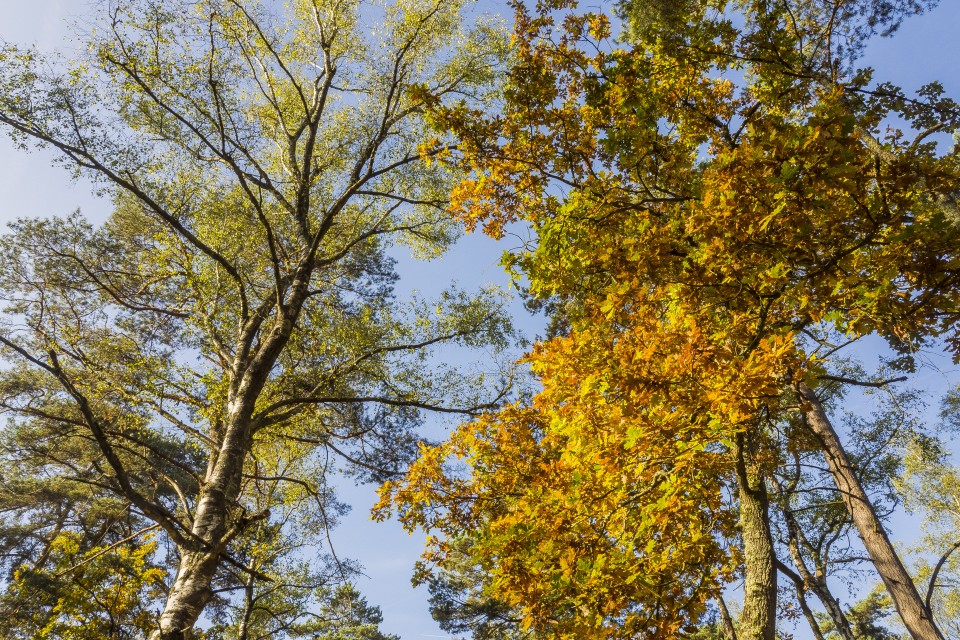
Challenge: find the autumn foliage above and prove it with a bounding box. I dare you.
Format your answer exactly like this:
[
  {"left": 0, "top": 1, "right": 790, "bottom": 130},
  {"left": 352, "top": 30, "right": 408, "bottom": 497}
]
[{"left": 378, "top": 0, "right": 960, "bottom": 637}]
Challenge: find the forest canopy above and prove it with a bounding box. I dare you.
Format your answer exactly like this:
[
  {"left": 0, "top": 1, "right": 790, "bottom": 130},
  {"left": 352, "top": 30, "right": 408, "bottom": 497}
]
[
  {"left": 378, "top": 1, "right": 960, "bottom": 639},
  {"left": 0, "top": 0, "right": 514, "bottom": 638},
  {"left": 0, "top": 1, "right": 958, "bottom": 640}
]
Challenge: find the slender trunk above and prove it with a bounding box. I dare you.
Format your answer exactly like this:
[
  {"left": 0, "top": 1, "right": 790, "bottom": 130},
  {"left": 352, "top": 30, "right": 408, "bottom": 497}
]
[
  {"left": 794, "top": 586, "right": 828, "bottom": 640},
  {"left": 779, "top": 500, "right": 855, "bottom": 640},
  {"left": 798, "top": 383, "right": 943, "bottom": 640},
  {"left": 734, "top": 433, "right": 777, "bottom": 640},
  {"left": 237, "top": 570, "right": 256, "bottom": 640},
  {"left": 717, "top": 595, "right": 739, "bottom": 640}
]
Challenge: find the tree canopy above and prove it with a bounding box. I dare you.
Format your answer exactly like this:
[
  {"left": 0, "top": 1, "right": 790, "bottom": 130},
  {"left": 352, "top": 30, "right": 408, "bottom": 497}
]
[
  {"left": 2, "top": 1, "right": 959, "bottom": 639},
  {"left": 0, "top": 0, "right": 514, "bottom": 637},
  {"left": 378, "top": 0, "right": 960, "bottom": 638}
]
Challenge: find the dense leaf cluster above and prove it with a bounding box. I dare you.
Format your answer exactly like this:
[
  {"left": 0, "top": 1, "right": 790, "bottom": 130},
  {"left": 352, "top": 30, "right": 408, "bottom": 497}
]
[
  {"left": 380, "top": 0, "right": 960, "bottom": 638},
  {"left": 0, "top": 0, "right": 515, "bottom": 637}
]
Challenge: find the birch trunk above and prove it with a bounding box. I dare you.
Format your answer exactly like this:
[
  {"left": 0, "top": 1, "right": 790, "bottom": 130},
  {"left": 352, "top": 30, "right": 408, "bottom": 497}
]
[
  {"left": 153, "top": 550, "right": 220, "bottom": 640},
  {"left": 152, "top": 310, "right": 300, "bottom": 638}
]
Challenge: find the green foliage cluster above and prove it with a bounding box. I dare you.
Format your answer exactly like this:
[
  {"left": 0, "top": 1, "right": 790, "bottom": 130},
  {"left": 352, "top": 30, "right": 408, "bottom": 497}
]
[{"left": 0, "top": 0, "right": 515, "bottom": 637}]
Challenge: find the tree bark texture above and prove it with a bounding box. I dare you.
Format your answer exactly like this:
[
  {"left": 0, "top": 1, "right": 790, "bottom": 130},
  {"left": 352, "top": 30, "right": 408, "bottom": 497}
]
[
  {"left": 734, "top": 433, "right": 778, "bottom": 640},
  {"left": 798, "top": 383, "right": 943, "bottom": 640},
  {"left": 154, "top": 551, "right": 219, "bottom": 640}
]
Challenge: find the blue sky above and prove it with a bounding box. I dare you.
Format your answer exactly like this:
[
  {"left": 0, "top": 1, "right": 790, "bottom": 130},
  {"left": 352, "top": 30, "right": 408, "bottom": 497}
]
[{"left": 0, "top": 1, "right": 959, "bottom": 638}]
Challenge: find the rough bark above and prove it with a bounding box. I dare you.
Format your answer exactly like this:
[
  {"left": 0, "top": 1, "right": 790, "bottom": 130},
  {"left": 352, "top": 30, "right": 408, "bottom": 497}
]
[
  {"left": 734, "top": 433, "right": 778, "bottom": 640},
  {"left": 798, "top": 383, "right": 944, "bottom": 640}
]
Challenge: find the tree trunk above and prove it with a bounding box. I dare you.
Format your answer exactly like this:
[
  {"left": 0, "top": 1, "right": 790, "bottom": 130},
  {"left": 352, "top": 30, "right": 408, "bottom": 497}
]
[
  {"left": 149, "top": 290, "right": 308, "bottom": 638},
  {"left": 778, "top": 496, "right": 856, "bottom": 640},
  {"left": 236, "top": 571, "right": 256, "bottom": 640},
  {"left": 151, "top": 412, "right": 254, "bottom": 638},
  {"left": 798, "top": 383, "right": 943, "bottom": 640},
  {"left": 794, "top": 586, "right": 828, "bottom": 640},
  {"left": 151, "top": 550, "right": 219, "bottom": 640},
  {"left": 718, "top": 595, "right": 739, "bottom": 640},
  {"left": 734, "top": 433, "right": 778, "bottom": 640}
]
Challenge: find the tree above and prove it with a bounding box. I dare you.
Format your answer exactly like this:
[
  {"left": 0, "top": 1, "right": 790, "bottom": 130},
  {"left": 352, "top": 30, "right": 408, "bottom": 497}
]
[
  {"left": 818, "top": 587, "right": 907, "bottom": 640},
  {"left": 422, "top": 535, "right": 540, "bottom": 640},
  {"left": 293, "top": 583, "right": 400, "bottom": 640},
  {"left": 0, "top": 1, "right": 513, "bottom": 637},
  {"left": 895, "top": 411, "right": 960, "bottom": 638},
  {"left": 378, "top": 0, "right": 960, "bottom": 638},
  {"left": 0, "top": 532, "right": 166, "bottom": 639},
  {"left": 772, "top": 374, "right": 928, "bottom": 640}
]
